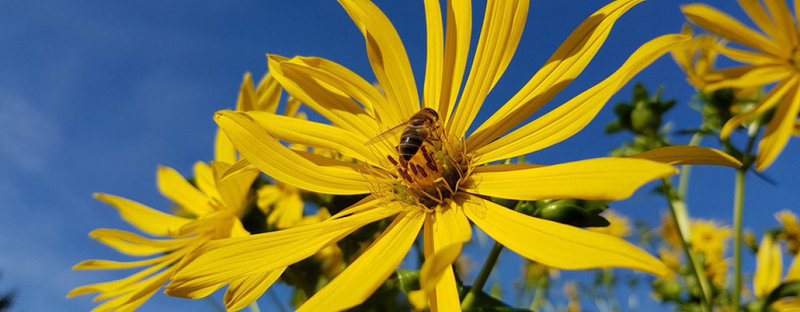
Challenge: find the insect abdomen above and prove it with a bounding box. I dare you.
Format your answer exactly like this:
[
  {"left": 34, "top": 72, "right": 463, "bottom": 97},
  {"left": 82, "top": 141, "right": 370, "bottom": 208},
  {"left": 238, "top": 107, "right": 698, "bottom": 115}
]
[{"left": 398, "top": 130, "right": 424, "bottom": 162}]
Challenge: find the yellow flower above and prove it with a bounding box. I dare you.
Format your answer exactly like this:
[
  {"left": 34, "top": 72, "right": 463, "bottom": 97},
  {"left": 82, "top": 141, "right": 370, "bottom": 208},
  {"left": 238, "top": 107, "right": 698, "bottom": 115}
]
[
  {"left": 777, "top": 210, "right": 800, "bottom": 254},
  {"left": 683, "top": 0, "right": 800, "bottom": 171},
  {"left": 690, "top": 219, "right": 732, "bottom": 258},
  {"left": 661, "top": 212, "right": 684, "bottom": 250},
  {"left": 166, "top": 1, "right": 737, "bottom": 310},
  {"left": 672, "top": 24, "right": 721, "bottom": 91},
  {"left": 590, "top": 210, "right": 632, "bottom": 238},
  {"left": 753, "top": 234, "right": 800, "bottom": 309},
  {"left": 67, "top": 162, "right": 260, "bottom": 311}
]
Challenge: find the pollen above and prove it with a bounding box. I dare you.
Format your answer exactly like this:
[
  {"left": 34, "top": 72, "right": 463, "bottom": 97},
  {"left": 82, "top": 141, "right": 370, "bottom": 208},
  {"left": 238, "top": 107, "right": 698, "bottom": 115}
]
[{"left": 383, "top": 137, "right": 471, "bottom": 210}]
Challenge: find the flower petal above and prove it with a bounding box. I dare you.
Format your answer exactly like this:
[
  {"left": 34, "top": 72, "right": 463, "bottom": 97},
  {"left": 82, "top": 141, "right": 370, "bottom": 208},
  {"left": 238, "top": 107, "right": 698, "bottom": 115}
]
[
  {"left": 215, "top": 110, "right": 371, "bottom": 195},
  {"left": 682, "top": 4, "right": 784, "bottom": 57},
  {"left": 211, "top": 161, "right": 259, "bottom": 214},
  {"left": 267, "top": 55, "right": 380, "bottom": 139},
  {"left": 472, "top": 34, "right": 686, "bottom": 163},
  {"left": 468, "top": 0, "right": 644, "bottom": 149},
  {"left": 166, "top": 203, "right": 396, "bottom": 299},
  {"left": 268, "top": 192, "right": 304, "bottom": 229},
  {"left": 632, "top": 146, "right": 742, "bottom": 168},
  {"left": 421, "top": 203, "right": 471, "bottom": 312},
  {"left": 224, "top": 269, "right": 286, "bottom": 312},
  {"left": 704, "top": 65, "right": 792, "bottom": 91},
  {"left": 468, "top": 158, "right": 677, "bottom": 201},
  {"left": 737, "top": 0, "right": 782, "bottom": 44},
  {"left": 94, "top": 193, "right": 192, "bottom": 237},
  {"left": 157, "top": 166, "right": 214, "bottom": 217},
  {"left": 463, "top": 196, "right": 669, "bottom": 277},
  {"left": 788, "top": 252, "right": 800, "bottom": 281},
  {"left": 246, "top": 111, "right": 381, "bottom": 165},
  {"left": 88, "top": 229, "right": 191, "bottom": 257},
  {"left": 278, "top": 57, "right": 392, "bottom": 126},
  {"left": 721, "top": 76, "right": 798, "bottom": 140},
  {"left": 754, "top": 235, "right": 783, "bottom": 298},
  {"left": 193, "top": 162, "right": 221, "bottom": 203},
  {"left": 448, "top": 0, "right": 529, "bottom": 137},
  {"left": 757, "top": 82, "right": 800, "bottom": 171},
  {"left": 215, "top": 128, "right": 238, "bottom": 164},
  {"left": 764, "top": 0, "right": 799, "bottom": 47},
  {"left": 339, "top": 0, "right": 419, "bottom": 119},
  {"left": 423, "top": 0, "right": 444, "bottom": 114},
  {"left": 297, "top": 212, "right": 425, "bottom": 312},
  {"left": 439, "top": 0, "right": 472, "bottom": 123},
  {"left": 254, "top": 73, "right": 282, "bottom": 113}
]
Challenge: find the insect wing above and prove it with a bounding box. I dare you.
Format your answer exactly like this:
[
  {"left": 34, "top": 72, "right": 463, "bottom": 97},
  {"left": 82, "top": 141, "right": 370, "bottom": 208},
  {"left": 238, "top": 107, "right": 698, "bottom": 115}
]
[{"left": 365, "top": 121, "right": 409, "bottom": 146}]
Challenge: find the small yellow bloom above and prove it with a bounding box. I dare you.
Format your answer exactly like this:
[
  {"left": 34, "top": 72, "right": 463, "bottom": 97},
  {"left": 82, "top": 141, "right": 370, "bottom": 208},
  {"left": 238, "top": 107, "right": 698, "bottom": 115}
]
[
  {"left": 753, "top": 234, "right": 800, "bottom": 310},
  {"left": 166, "top": 1, "right": 737, "bottom": 310},
  {"left": 672, "top": 24, "right": 721, "bottom": 91},
  {"left": 777, "top": 210, "right": 800, "bottom": 254},
  {"left": 683, "top": 0, "right": 800, "bottom": 171},
  {"left": 690, "top": 219, "right": 732, "bottom": 257},
  {"left": 661, "top": 212, "right": 684, "bottom": 250},
  {"left": 590, "top": 210, "right": 632, "bottom": 238},
  {"left": 68, "top": 162, "right": 260, "bottom": 311}
]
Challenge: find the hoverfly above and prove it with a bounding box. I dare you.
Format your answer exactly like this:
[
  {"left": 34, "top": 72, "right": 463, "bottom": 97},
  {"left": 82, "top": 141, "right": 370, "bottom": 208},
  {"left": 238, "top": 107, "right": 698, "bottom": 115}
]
[{"left": 366, "top": 108, "right": 441, "bottom": 168}]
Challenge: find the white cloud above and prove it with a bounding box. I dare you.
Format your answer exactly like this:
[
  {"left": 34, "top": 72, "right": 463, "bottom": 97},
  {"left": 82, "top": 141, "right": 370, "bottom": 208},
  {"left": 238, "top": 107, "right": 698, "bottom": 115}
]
[{"left": 0, "top": 91, "right": 60, "bottom": 172}]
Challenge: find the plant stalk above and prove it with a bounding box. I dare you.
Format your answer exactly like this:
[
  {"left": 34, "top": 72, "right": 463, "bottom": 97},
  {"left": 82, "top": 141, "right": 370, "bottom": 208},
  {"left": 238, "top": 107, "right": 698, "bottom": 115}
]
[{"left": 461, "top": 241, "right": 503, "bottom": 309}]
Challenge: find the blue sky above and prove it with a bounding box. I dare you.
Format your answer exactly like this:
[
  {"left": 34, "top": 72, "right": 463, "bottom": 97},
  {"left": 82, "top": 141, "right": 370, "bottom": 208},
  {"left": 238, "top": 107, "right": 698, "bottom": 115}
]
[{"left": 1, "top": 0, "right": 797, "bottom": 311}]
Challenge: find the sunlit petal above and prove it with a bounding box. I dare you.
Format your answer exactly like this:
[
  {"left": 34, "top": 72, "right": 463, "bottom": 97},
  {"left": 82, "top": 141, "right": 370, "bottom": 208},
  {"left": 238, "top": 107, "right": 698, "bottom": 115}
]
[
  {"left": 632, "top": 146, "right": 742, "bottom": 167},
  {"left": 224, "top": 269, "right": 286, "bottom": 312},
  {"left": 754, "top": 235, "right": 783, "bottom": 297},
  {"left": 472, "top": 35, "right": 686, "bottom": 163},
  {"left": 463, "top": 196, "right": 668, "bottom": 277},
  {"left": 682, "top": 4, "right": 785, "bottom": 57},
  {"left": 157, "top": 166, "right": 213, "bottom": 216},
  {"left": 215, "top": 110, "right": 371, "bottom": 194},
  {"left": 88, "top": 229, "right": 190, "bottom": 257},
  {"left": 468, "top": 0, "right": 644, "bottom": 149},
  {"left": 721, "top": 76, "right": 798, "bottom": 140},
  {"left": 468, "top": 158, "right": 677, "bottom": 201},
  {"left": 448, "top": 0, "right": 529, "bottom": 137},
  {"left": 339, "top": 0, "right": 419, "bottom": 119},
  {"left": 297, "top": 212, "right": 424, "bottom": 312},
  {"left": 756, "top": 83, "right": 800, "bottom": 171},
  {"left": 94, "top": 193, "right": 191, "bottom": 237}
]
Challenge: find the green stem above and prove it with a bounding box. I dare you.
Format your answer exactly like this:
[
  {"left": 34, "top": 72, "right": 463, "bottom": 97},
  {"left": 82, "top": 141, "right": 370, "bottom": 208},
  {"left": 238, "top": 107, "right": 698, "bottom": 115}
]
[
  {"left": 663, "top": 180, "right": 712, "bottom": 312},
  {"left": 249, "top": 302, "right": 262, "bottom": 312},
  {"left": 732, "top": 122, "right": 759, "bottom": 310},
  {"left": 461, "top": 242, "right": 503, "bottom": 309},
  {"left": 678, "top": 132, "right": 705, "bottom": 199},
  {"left": 732, "top": 169, "right": 746, "bottom": 311}
]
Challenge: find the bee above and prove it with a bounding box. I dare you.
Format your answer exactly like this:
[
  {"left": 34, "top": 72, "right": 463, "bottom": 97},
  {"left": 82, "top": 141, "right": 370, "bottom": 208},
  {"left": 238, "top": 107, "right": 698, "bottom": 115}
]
[{"left": 367, "top": 108, "right": 441, "bottom": 168}]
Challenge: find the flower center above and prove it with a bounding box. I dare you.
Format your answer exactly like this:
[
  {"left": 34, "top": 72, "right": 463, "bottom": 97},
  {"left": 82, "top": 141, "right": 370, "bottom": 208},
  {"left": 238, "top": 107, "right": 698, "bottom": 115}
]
[{"left": 379, "top": 135, "right": 471, "bottom": 210}]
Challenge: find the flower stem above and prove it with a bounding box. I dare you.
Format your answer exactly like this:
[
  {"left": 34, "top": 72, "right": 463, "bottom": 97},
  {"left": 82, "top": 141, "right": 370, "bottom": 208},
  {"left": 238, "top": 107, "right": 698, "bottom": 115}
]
[
  {"left": 461, "top": 241, "right": 503, "bottom": 309},
  {"left": 663, "top": 180, "right": 712, "bottom": 312},
  {"left": 678, "top": 132, "right": 705, "bottom": 199},
  {"left": 732, "top": 122, "right": 759, "bottom": 310},
  {"left": 249, "top": 303, "right": 262, "bottom": 312}
]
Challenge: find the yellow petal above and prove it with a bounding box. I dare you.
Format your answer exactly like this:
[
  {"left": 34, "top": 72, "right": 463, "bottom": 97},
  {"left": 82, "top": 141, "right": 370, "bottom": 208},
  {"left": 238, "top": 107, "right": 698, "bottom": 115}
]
[
  {"left": 224, "top": 269, "right": 286, "bottom": 312},
  {"left": 68, "top": 258, "right": 174, "bottom": 298},
  {"left": 92, "top": 270, "right": 171, "bottom": 312},
  {"left": 236, "top": 72, "right": 257, "bottom": 112},
  {"left": 74, "top": 258, "right": 166, "bottom": 271},
  {"left": 721, "top": 76, "right": 798, "bottom": 140},
  {"left": 246, "top": 111, "right": 381, "bottom": 166},
  {"left": 463, "top": 196, "right": 669, "bottom": 277},
  {"left": 193, "top": 162, "right": 221, "bottom": 203},
  {"left": 421, "top": 204, "right": 471, "bottom": 312},
  {"left": 267, "top": 55, "right": 380, "bottom": 139},
  {"left": 754, "top": 235, "right": 783, "bottom": 297},
  {"left": 774, "top": 298, "right": 800, "bottom": 312},
  {"left": 94, "top": 193, "right": 192, "bottom": 237},
  {"left": 215, "top": 110, "right": 371, "bottom": 195},
  {"left": 439, "top": 0, "right": 472, "bottom": 124},
  {"left": 471, "top": 34, "right": 687, "bottom": 163},
  {"left": 423, "top": 0, "right": 444, "bottom": 115},
  {"left": 468, "top": 158, "right": 677, "bottom": 201},
  {"left": 338, "top": 0, "right": 419, "bottom": 120},
  {"left": 703, "top": 65, "right": 791, "bottom": 91},
  {"left": 737, "top": 0, "right": 782, "bottom": 44},
  {"left": 682, "top": 4, "right": 784, "bottom": 57},
  {"left": 157, "top": 166, "right": 213, "bottom": 217},
  {"left": 297, "top": 212, "right": 425, "bottom": 312},
  {"left": 757, "top": 82, "right": 800, "bottom": 171},
  {"left": 764, "top": 0, "right": 799, "bottom": 47},
  {"left": 212, "top": 161, "right": 259, "bottom": 213},
  {"left": 253, "top": 73, "right": 282, "bottom": 113},
  {"left": 716, "top": 45, "right": 782, "bottom": 67},
  {"left": 88, "top": 229, "right": 191, "bottom": 257},
  {"left": 278, "top": 57, "right": 389, "bottom": 125},
  {"left": 787, "top": 252, "right": 800, "bottom": 281},
  {"left": 468, "top": 0, "right": 644, "bottom": 150},
  {"left": 268, "top": 192, "right": 304, "bottom": 229},
  {"left": 448, "top": 0, "right": 529, "bottom": 138},
  {"left": 166, "top": 205, "right": 397, "bottom": 299},
  {"left": 214, "top": 129, "right": 238, "bottom": 164},
  {"left": 632, "top": 146, "right": 742, "bottom": 167}
]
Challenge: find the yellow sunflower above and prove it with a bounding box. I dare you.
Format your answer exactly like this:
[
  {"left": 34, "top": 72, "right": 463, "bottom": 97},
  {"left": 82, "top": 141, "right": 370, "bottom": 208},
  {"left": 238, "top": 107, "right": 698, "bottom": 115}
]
[
  {"left": 67, "top": 161, "right": 260, "bottom": 311},
  {"left": 683, "top": 0, "right": 800, "bottom": 171},
  {"left": 166, "top": 1, "right": 736, "bottom": 310}
]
